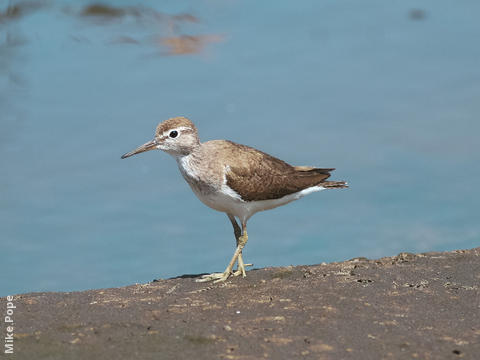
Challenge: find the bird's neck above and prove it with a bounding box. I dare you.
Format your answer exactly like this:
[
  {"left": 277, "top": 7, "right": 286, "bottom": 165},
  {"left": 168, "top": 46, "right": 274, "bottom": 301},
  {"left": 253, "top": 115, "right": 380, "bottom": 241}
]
[
  {"left": 175, "top": 145, "right": 202, "bottom": 181},
  {"left": 167, "top": 141, "right": 202, "bottom": 159}
]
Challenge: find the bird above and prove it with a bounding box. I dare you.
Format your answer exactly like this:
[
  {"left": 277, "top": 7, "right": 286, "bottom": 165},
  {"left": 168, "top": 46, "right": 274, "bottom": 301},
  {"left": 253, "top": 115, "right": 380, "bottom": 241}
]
[{"left": 121, "top": 117, "right": 347, "bottom": 283}]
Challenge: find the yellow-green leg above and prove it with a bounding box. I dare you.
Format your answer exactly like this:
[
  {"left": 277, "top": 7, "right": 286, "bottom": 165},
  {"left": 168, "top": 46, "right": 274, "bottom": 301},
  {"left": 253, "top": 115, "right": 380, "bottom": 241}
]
[
  {"left": 196, "top": 216, "right": 251, "bottom": 283},
  {"left": 227, "top": 214, "right": 252, "bottom": 277}
]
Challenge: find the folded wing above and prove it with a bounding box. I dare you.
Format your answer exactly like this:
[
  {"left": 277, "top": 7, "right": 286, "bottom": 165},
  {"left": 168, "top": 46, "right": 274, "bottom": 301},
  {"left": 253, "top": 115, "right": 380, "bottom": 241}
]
[{"left": 224, "top": 142, "right": 335, "bottom": 201}]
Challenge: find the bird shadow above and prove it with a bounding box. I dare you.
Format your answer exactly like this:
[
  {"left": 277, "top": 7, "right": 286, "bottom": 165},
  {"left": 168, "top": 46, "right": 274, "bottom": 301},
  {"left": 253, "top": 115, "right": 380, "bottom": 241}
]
[
  {"left": 152, "top": 273, "right": 209, "bottom": 282},
  {"left": 152, "top": 267, "right": 260, "bottom": 282}
]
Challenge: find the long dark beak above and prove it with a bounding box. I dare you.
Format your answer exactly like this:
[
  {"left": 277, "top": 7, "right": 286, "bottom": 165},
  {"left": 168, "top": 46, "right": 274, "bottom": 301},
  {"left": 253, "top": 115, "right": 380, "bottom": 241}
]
[{"left": 121, "top": 139, "right": 157, "bottom": 159}]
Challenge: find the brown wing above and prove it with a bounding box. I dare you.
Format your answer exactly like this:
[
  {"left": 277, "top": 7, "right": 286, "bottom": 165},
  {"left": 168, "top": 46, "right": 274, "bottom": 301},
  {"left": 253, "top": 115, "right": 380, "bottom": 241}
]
[{"left": 223, "top": 142, "right": 333, "bottom": 201}]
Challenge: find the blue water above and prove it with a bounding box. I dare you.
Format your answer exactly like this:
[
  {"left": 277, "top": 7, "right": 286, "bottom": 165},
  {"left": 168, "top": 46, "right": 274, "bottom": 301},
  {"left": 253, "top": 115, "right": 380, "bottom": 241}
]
[{"left": 1, "top": 0, "right": 479, "bottom": 296}]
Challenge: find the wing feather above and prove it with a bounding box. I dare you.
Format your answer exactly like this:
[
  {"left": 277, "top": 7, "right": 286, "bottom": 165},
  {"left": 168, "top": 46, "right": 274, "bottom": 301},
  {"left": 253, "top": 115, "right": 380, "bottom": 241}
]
[{"left": 223, "top": 142, "right": 333, "bottom": 201}]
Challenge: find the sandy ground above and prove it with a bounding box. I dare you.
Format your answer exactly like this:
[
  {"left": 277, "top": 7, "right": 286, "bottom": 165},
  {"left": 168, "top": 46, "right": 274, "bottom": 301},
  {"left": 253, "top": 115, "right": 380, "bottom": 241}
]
[{"left": 1, "top": 247, "right": 479, "bottom": 359}]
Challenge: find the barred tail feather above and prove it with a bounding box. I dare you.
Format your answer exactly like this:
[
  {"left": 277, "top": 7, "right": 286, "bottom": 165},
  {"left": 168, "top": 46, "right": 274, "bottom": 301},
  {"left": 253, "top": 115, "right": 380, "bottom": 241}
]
[{"left": 321, "top": 181, "right": 348, "bottom": 189}]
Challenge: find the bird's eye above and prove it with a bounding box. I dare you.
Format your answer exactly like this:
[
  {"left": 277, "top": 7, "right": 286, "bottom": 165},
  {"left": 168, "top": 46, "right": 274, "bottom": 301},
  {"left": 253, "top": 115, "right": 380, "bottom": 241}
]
[{"left": 169, "top": 130, "right": 178, "bottom": 138}]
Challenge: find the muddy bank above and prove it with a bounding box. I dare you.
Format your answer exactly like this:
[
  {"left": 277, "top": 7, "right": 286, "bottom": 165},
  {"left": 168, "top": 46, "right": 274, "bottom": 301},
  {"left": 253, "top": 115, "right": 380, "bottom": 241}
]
[{"left": 2, "top": 248, "right": 479, "bottom": 359}]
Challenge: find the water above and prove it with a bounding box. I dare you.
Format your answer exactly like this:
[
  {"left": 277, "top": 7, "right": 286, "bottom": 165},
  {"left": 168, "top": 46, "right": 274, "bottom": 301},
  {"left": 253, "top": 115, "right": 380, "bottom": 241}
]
[{"left": 1, "top": 0, "right": 479, "bottom": 296}]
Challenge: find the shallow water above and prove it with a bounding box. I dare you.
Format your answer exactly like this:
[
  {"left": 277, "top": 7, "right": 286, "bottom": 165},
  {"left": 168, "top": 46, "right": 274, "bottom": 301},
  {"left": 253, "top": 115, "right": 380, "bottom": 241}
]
[{"left": 1, "top": 0, "right": 479, "bottom": 296}]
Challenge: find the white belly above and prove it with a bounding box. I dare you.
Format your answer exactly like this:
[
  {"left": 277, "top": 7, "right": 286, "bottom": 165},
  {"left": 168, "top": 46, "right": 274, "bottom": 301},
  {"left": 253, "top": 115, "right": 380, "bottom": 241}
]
[{"left": 189, "top": 182, "right": 325, "bottom": 224}]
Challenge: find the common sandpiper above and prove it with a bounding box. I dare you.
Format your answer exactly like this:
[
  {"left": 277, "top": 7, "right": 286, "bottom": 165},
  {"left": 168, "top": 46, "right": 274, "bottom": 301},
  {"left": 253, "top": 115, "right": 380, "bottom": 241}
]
[{"left": 121, "top": 117, "right": 347, "bottom": 283}]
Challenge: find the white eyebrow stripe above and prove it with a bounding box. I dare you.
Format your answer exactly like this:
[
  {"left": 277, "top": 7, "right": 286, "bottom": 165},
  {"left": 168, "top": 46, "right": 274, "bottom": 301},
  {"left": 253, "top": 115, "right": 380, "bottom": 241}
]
[{"left": 161, "top": 126, "right": 194, "bottom": 138}]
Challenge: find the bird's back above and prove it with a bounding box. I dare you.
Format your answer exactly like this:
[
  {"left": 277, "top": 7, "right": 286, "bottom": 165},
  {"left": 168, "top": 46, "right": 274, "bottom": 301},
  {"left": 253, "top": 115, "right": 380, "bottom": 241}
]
[{"left": 196, "top": 140, "right": 340, "bottom": 202}]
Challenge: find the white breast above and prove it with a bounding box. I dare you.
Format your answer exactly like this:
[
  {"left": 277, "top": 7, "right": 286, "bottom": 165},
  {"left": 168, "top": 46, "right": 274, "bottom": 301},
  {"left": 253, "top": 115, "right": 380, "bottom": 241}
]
[{"left": 176, "top": 157, "right": 244, "bottom": 214}]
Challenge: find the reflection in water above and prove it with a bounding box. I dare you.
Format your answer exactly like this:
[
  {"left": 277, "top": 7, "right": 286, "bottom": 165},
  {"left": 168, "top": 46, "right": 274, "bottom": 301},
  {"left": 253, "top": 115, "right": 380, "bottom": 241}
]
[
  {"left": 0, "top": 0, "right": 47, "bottom": 75},
  {"left": 0, "top": 2, "right": 222, "bottom": 56},
  {"left": 80, "top": 4, "right": 127, "bottom": 19},
  {"left": 1, "top": 2, "right": 46, "bottom": 126},
  {"left": 0, "top": 0, "right": 47, "bottom": 23},
  {"left": 79, "top": 3, "right": 199, "bottom": 25},
  {"left": 408, "top": 9, "right": 427, "bottom": 21},
  {"left": 109, "top": 36, "right": 140, "bottom": 45},
  {"left": 157, "top": 34, "right": 224, "bottom": 56},
  {"left": 74, "top": 3, "right": 221, "bottom": 55}
]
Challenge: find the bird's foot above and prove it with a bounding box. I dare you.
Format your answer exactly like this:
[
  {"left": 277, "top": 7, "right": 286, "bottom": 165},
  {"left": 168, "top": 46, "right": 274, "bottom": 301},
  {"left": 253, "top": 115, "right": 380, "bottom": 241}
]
[
  {"left": 233, "top": 262, "right": 253, "bottom": 277},
  {"left": 195, "top": 262, "right": 253, "bottom": 283},
  {"left": 196, "top": 271, "right": 232, "bottom": 283},
  {"left": 196, "top": 238, "right": 250, "bottom": 283}
]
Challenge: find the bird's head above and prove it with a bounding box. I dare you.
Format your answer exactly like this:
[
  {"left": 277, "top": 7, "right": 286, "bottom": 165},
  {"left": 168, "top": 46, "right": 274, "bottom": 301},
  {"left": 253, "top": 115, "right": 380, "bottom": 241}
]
[{"left": 121, "top": 116, "right": 200, "bottom": 159}]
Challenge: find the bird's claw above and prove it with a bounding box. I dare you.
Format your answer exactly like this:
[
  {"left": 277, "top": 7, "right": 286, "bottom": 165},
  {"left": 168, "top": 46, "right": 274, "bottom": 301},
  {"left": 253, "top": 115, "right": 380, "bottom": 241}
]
[
  {"left": 196, "top": 263, "right": 253, "bottom": 283},
  {"left": 196, "top": 271, "right": 231, "bottom": 283}
]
